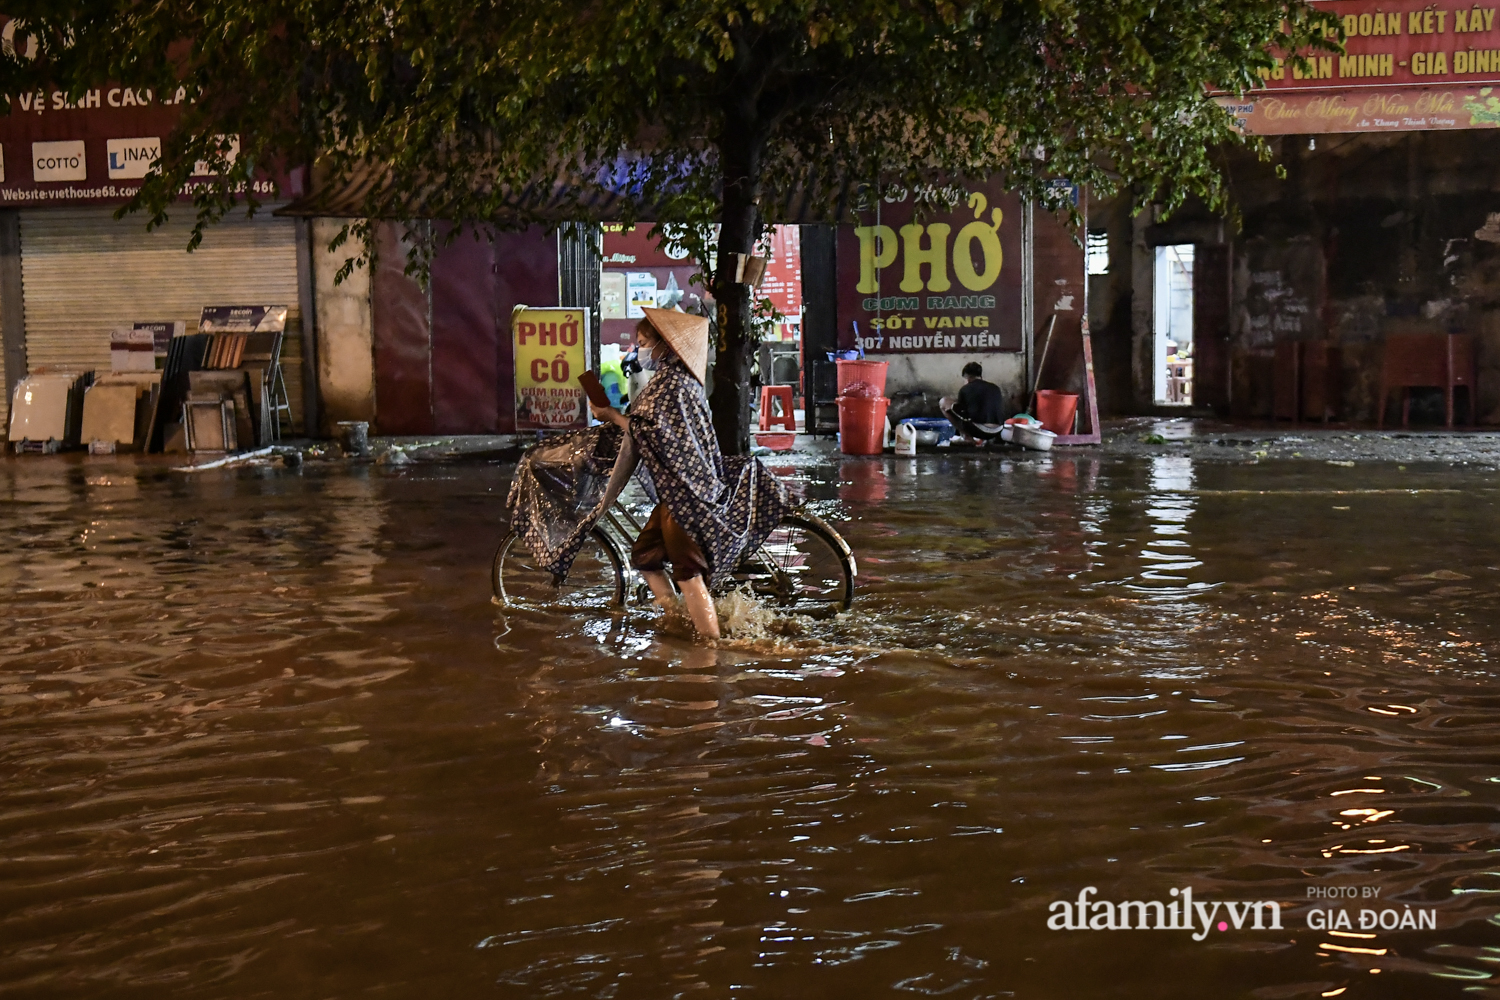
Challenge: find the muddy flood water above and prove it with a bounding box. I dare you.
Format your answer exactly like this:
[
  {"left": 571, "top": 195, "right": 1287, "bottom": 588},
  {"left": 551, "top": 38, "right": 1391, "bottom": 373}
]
[{"left": 2, "top": 449, "right": 1499, "bottom": 999}]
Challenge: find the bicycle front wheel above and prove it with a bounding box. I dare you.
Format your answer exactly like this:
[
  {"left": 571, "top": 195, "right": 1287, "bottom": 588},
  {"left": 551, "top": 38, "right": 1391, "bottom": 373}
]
[
  {"left": 492, "top": 529, "right": 626, "bottom": 608},
  {"left": 736, "top": 513, "right": 856, "bottom": 615}
]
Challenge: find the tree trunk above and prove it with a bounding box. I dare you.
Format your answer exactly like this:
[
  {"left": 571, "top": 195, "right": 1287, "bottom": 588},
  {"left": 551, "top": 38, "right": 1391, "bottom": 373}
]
[{"left": 709, "top": 121, "right": 766, "bottom": 456}]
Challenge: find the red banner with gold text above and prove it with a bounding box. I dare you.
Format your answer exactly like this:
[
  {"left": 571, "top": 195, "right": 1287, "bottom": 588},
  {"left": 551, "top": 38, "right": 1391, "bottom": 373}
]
[
  {"left": 1262, "top": 0, "right": 1500, "bottom": 90},
  {"left": 1219, "top": 1, "right": 1500, "bottom": 132}
]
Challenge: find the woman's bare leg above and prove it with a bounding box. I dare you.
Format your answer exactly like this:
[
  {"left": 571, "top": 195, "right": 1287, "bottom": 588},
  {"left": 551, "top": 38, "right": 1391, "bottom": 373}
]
[
  {"left": 677, "top": 576, "right": 721, "bottom": 640},
  {"left": 642, "top": 570, "right": 677, "bottom": 609}
]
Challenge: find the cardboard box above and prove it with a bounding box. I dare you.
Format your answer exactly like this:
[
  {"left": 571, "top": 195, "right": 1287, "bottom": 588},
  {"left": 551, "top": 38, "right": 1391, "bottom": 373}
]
[{"left": 110, "top": 328, "right": 157, "bottom": 372}]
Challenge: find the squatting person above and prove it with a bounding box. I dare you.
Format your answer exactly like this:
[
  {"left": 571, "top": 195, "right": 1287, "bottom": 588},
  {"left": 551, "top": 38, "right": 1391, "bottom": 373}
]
[{"left": 940, "top": 361, "right": 1007, "bottom": 444}]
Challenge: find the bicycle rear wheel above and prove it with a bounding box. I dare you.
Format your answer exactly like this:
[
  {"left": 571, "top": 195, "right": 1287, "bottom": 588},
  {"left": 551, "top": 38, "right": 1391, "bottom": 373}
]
[
  {"left": 492, "top": 529, "right": 626, "bottom": 608},
  {"left": 735, "top": 513, "right": 856, "bottom": 615}
]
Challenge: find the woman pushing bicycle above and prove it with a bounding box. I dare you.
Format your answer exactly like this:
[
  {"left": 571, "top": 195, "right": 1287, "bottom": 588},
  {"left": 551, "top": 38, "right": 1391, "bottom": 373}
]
[{"left": 506, "top": 307, "right": 790, "bottom": 639}]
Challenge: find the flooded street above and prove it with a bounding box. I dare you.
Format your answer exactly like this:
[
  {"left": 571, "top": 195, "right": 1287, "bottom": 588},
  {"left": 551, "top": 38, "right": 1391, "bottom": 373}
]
[{"left": 2, "top": 449, "right": 1499, "bottom": 999}]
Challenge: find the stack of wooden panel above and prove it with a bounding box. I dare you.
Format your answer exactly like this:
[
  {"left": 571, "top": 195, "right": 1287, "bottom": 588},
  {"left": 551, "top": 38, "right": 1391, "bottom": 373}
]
[
  {"left": 79, "top": 372, "right": 161, "bottom": 453},
  {"left": 203, "top": 332, "right": 250, "bottom": 369}
]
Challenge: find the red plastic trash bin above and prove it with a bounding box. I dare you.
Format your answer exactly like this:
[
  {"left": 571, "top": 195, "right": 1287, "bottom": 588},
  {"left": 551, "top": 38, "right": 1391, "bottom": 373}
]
[
  {"left": 1035, "top": 390, "right": 1079, "bottom": 436},
  {"left": 836, "top": 359, "right": 888, "bottom": 396},
  {"left": 838, "top": 396, "right": 889, "bottom": 455}
]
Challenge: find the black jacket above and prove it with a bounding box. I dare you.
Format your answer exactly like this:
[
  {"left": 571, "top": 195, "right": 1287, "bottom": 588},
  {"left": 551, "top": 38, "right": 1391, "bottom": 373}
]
[{"left": 954, "top": 379, "right": 1006, "bottom": 425}]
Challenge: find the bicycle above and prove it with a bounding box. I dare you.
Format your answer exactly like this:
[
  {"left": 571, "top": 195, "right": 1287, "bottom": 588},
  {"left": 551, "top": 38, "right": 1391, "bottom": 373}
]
[{"left": 492, "top": 490, "right": 856, "bottom": 617}]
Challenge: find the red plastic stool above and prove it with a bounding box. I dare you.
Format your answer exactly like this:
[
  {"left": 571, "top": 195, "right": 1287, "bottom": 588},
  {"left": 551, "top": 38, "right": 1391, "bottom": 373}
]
[{"left": 758, "top": 385, "right": 797, "bottom": 432}]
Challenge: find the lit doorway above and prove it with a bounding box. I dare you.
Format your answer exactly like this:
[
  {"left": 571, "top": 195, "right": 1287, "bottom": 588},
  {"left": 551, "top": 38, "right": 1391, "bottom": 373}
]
[{"left": 1153, "top": 244, "right": 1194, "bottom": 405}]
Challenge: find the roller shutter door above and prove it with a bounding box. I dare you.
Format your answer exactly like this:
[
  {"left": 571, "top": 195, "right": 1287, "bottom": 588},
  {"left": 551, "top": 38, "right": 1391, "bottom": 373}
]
[{"left": 18, "top": 206, "right": 305, "bottom": 431}]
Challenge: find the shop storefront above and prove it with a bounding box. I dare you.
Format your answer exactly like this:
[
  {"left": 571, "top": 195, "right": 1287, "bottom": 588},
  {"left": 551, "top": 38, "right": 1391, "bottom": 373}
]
[
  {"left": 1088, "top": 0, "right": 1500, "bottom": 423},
  {"left": 9, "top": 207, "right": 306, "bottom": 428},
  {"left": 361, "top": 222, "right": 573, "bottom": 436},
  {"left": 0, "top": 65, "right": 312, "bottom": 438},
  {"left": 599, "top": 224, "right": 705, "bottom": 351},
  {"left": 802, "top": 178, "right": 1088, "bottom": 433},
  {"left": 597, "top": 223, "right": 803, "bottom": 351},
  {"left": 283, "top": 177, "right": 1083, "bottom": 442},
  {"left": 595, "top": 222, "right": 805, "bottom": 419}
]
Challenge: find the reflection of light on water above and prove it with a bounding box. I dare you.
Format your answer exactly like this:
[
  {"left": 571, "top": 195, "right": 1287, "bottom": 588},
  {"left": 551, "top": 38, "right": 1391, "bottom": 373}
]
[
  {"left": 838, "top": 459, "right": 888, "bottom": 503},
  {"left": 1126, "top": 457, "right": 1218, "bottom": 671},
  {"left": 1149, "top": 454, "right": 1192, "bottom": 492},
  {"left": 1133, "top": 456, "right": 1205, "bottom": 589},
  {"left": 1340, "top": 808, "right": 1394, "bottom": 823},
  {"left": 316, "top": 476, "right": 398, "bottom": 627}
]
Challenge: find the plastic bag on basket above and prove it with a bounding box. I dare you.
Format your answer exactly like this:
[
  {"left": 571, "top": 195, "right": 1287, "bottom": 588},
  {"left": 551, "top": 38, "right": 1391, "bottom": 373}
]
[{"left": 505, "top": 424, "right": 633, "bottom": 582}]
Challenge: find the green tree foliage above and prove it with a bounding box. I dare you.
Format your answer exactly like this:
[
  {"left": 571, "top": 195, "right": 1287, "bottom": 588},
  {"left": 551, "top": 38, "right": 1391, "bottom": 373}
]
[{"left": 0, "top": 1, "right": 1336, "bottom": 452}]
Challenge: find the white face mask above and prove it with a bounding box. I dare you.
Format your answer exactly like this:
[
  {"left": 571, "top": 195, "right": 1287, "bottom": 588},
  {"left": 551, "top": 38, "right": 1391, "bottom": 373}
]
[{"left": 638, "top": 344, "right": 661, "bottom": 371}]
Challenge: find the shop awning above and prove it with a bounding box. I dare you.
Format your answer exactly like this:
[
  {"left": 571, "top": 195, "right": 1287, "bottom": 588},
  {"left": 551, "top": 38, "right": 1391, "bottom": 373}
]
[{"left": 274, "top": 160, "right": 856, "bottom": 226}]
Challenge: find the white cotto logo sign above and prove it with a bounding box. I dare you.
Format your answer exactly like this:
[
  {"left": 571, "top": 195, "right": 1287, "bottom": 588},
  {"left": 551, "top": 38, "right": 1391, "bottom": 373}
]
[
  {"left": 32, "top": 140, "right": 86, "bottom": 182},
  {"left": 106, "top": 137, "right": 161, "bottom": 179}
]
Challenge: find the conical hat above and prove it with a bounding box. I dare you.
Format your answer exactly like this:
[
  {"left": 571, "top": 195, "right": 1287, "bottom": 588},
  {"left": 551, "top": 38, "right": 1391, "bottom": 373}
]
[{"left": 642, "top": 307, "right": 710, "bottom": 384}]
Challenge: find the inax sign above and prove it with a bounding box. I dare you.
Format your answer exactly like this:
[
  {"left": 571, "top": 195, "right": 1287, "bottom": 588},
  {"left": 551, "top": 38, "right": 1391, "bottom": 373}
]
[
  {"left": 106, "top": 136, "right": 161, "bottom": 179},
  {"left": 31, "top": 140, "right": 85, "bottom": 181}
]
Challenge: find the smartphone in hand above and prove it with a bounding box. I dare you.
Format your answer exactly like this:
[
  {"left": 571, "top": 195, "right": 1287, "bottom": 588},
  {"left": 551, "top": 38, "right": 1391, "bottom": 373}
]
[{"left": 578, "top": 370, "right": 612, "bottom": 409}]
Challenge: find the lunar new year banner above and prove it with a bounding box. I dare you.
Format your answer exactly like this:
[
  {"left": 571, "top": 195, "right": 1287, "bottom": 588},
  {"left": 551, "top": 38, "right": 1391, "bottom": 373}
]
[
  {"left": 512, "top": 307, "right": 589, "bottom": 431},
  {"left": 836, "top": 180, "right": 1023, "bottom": 354},
  {"left": 1218, "top": 0, "right": 1500, "bottom": 133},
  {"left": 1218, "top": 85, "right": 1500, "bottom": 133}
]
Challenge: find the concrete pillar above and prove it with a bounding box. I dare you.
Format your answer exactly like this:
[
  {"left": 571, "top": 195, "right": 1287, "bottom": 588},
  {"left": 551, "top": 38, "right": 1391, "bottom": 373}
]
[
  {"left": 295, "top": 218, "right": 320, "bottom": 436},
  {"left": 311, "top": 218, "right": 376, "bottom": 434},
  {"left": 1130, "top": 205, "right": 1155, "bottom": 411},
  {"left": 0, "top": 210, "right": 25, "bottom": 417}
]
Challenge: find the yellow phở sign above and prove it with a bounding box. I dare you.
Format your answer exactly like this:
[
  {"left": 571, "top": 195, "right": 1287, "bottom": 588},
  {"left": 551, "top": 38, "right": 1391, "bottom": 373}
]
[{"left": 513, "top": 307, "right": 589, "bottom": 431}]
